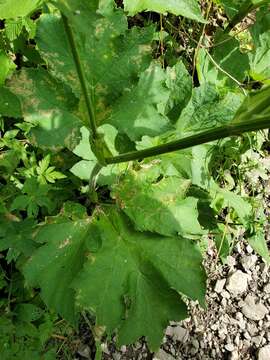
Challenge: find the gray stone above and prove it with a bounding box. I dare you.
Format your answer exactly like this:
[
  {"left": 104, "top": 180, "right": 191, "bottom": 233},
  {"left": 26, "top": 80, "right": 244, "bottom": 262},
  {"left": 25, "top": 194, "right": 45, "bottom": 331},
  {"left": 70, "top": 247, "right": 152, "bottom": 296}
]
[
  {"left": 229, "top": 350, "right": 239, "bottom": 360},
  {"left": 221, "top": 290, "right": 231, "bottom": 299},
  {"left": 252, "top": 335, "right": 263, "bottom": 346},
  {"left": 227, "top": 256, "right": 236, "bottom": 267},
  {"left": 247, "top": 323, "right": 258, "bottom": 336},
  {"left": 242, "top": 295, "right": 268, "bottom": 321},
  {"left": 225, "top": 343, "right": 234, "bottom": 352},
  {"left": 234, "top": 334, "right": 240, "bottom": 346},
  {"left": 154, "top": 349, "right": 175, "bottom": 360},
  {"left": 241, "top": 255, "right": 257, "bottom": 270},
  {"left": 221, "top": 298, "right": 227, "bottom": 307},
  {"left": 236, "top": 312, "right": 246, "bottom": 330},
  {"left": 264, "top": 284, "right": 270, "bottom": 294},
  {"left": 165, "top": 326, "right": 189, "bottom": 343},
  {"left": 226, "top": 270, "right": 249, "bottom": 295},
  {"left": 214, "top": 278, "right": 226, "bottom": 293},
  {"left": 246, "top": 245, "right": 253, "bottom": 254},
  {"left": 190, "top": 339, "right": 199, "bottom": 355},
  {"left": 244, "top": 331, "right": 251, "bottom": 340}
]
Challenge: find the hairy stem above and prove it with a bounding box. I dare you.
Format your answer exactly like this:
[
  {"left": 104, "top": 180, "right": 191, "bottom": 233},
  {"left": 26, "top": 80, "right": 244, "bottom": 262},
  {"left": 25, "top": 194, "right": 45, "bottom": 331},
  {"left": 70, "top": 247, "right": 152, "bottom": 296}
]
[
  {"left": 61, "top": 14, "right": 98, "bottom": 139},
  {"left": 105, "top": 116, "right": 270, "bottom": 164},
  {"left": 225, "top": 0, "right": 269, "bottom": 33}
]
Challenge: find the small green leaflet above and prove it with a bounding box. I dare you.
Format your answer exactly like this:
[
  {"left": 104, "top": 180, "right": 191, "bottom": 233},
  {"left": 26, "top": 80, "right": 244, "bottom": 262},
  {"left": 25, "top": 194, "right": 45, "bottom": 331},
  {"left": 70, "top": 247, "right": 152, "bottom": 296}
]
[
  {"left": 5, "top": 17, "right": 36, "bottom": 41},
  {"left": 11, "top": 178, "right": 54, "bottom": 217},
  {"left": 123, "top": 0, "right": 206, "bottom": 23},
  {"left": 210, "top": 182, "right": 252, "bottom": 226},
  {"left": 23, "top": 206, "right": 206, "bottom": 350},
  {"left": 37, "top": 154, "right": 66, "bottom": 184},
  {"left": 247, "top": 206, "right": 270, "bottom": 263},
  {"left": 15, "top": 303, "right": 44, "bottom": 323}
]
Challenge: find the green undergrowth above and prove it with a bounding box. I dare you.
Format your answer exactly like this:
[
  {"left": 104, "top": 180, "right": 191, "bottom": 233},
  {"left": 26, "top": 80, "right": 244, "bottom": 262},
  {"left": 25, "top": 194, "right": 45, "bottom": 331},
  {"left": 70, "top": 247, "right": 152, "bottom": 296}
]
[{"left": 0, "top": 0, "right": 270, "bottom": 358}]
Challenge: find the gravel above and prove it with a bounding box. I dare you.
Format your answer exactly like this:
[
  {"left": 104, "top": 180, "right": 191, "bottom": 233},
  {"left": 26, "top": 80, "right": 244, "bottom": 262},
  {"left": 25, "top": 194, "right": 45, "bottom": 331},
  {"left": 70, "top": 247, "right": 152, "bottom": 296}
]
[
  {"left": 214, "top": 279, "right": 226, "bottom": 293},
  {"left": 258, "top": 345, "right": 270, "bottom": 360},
  {"left": 94, "top": 154, "right": 270, "bottom": 360},
  {"left": 99, "top": 239, "right": 270, "bottom": 360},
  {"left": 242, "top": 295, "right": 268, "bottom": 321}
]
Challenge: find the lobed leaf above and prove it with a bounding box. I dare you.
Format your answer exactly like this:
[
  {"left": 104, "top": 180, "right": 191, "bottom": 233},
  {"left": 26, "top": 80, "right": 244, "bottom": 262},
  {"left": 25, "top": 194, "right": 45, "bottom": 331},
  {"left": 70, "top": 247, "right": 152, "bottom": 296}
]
[
  {"left": 23, "top": 206, "right": 206, "bottom": 349},
  {"left": 36, "top": 9, "right": 154, "bottom": 124},
  {"left": 74, "top": 207, "right": 206, "bottom": 350}
]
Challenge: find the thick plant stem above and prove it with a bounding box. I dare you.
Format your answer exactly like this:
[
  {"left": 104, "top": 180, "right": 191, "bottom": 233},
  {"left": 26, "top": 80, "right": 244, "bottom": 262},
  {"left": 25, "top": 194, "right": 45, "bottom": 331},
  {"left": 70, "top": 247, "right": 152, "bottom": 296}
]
[
  {"left": 105, "top": 116, "right": 270, "bottom": 164},
  {"left": 61, "top": 14, "right": 98, "bottom": 139},
  {"left": 225, "top": 0, "right": 269, "bottom": 33}
]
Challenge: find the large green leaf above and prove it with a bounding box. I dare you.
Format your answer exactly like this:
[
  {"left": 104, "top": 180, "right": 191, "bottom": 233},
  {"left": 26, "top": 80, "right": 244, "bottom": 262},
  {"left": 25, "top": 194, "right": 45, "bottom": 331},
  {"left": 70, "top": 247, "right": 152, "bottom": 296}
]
[
  {"left": 8, "top": 68, "right": 81, "bottom": 150},
  {"left": 112, "top": 167, "right": 203, "bottom": 238},
  {"left": 123, "top": 0, "right": 206, "bottom": 23},
  {"left": 74, "top": 207, "right": 206, "bottom": 350},
  {"left": 23, "top": 206, "right": 206, "bottom": 350},
  {"left": 0, "top": 0, "right": 42, "bottom": 19},
  {"left": 36, "top": 9, "right": 154, "bottom": 124}
]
